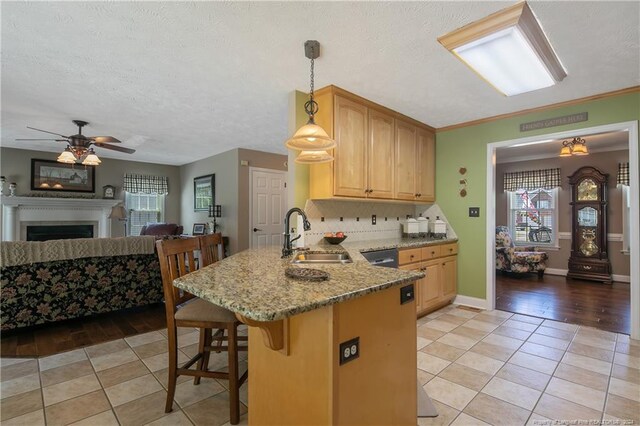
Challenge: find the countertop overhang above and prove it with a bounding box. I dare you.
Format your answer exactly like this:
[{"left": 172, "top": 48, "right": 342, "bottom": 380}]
[{"left": 173, "top": 237, "right": 455, "bottom": 322}]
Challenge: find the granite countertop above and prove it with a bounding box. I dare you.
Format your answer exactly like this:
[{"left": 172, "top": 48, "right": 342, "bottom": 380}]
[
  {"left": 173, "top": 243, "right": 426, "bottom": 322},
  {"left": 340, "top": 236, "right": 458, "bottom": 256}
]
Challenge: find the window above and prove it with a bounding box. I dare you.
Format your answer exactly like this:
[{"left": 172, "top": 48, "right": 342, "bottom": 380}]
[
  {"left": 125, "top": 192, "right": 165, "bottom": 236},
  {"left": 508, "top": 188, "right": 558, "bottom": 247}
]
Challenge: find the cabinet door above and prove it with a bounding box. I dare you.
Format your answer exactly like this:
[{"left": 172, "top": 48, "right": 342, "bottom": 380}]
[
  {"left": 416, "top": 129, "right": 435, "bottom": 202},
  {"left": 334, "top": 96, "right": 368, "bottom": 197},
  {"left": 367, "top": 109, "right": 395, "bottom": 199},
  {"left": 421, "top": 260, "right": 441, "bottom": 312},
  {"left": 400, "top": 264, "right": 422, "bottom": 313},
  {"left": 394, "top": 120, "right": 418, "bottom": 200},
  {"left": 441, "top": 256, "right": 457, "bottom": 300}
]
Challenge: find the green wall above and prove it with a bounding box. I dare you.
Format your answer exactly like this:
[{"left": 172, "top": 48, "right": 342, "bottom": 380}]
[{"left": 436, "top": 91, "right": 640, "bottom": 299}]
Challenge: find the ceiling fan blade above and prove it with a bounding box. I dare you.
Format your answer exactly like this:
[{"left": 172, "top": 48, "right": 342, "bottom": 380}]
[
  {"left": 89, "top": 136, "right": 122, "bottom": 143},
  {"left": 26, "top": 126, "right": 70, "bottom": 138},
  {"left": 94, "top": 143, "right": 135, "bottom": 154}
]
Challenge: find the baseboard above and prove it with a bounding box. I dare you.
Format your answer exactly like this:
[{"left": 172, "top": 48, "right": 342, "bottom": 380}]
[
  {"left": 545, "top": 268, "right": 568, "bottom": 276},
  {"left": 453, "top": 295, "right": 488, "bottom": 310},
  {"left": 545, "top": 268, "right": 630, "bottom": 283},
  {"left": 613, "top": 274, "right": 631, "bottom": 283}
]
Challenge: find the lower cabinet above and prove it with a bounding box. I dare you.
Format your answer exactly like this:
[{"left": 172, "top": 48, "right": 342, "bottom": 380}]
[{"left": 399, "top": 243, "right": 457, "bottom": 317}]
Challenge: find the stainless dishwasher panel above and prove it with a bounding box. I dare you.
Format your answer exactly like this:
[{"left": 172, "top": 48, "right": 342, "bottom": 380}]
[{"left": 361, "top": 248, "right": 399, "bottom": 268}]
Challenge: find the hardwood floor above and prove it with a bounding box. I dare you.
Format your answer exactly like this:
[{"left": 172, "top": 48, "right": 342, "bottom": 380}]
[
  {"left": 1, "top": 303, "right": 166, "bottom": 358},
  {"left": 496, "top": 272, "right": 631, "bottom": 334}
]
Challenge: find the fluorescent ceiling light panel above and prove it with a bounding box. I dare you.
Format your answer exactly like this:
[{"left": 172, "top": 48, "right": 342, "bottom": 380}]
[{"left": 438, "top": 2, "right": 567, "bottom": 96}]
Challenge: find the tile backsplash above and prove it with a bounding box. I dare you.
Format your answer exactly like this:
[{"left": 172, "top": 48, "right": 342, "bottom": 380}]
[
  {"left": 297, "top": 199, "right": 458, "bottom": 246},
  {"left": 301, "top": 199, "right": 417, "bottom": 245}
]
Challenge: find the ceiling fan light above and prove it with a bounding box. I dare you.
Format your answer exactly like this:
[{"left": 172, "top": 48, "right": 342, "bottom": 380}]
[
  {"left": 559, "top": 146, "right": 572, "bottom": 157},
  {"left": 82, "top": 152, "right": 102, "bottom": 166},
  {"left": 57, "top": 149, "right": 77, "bottom": 164},
  {"left": 295, "top": 150, "right": 334, "bottom": 164},
  {"left": 286, "top": 123, "right": 336, "bottom": 151}
]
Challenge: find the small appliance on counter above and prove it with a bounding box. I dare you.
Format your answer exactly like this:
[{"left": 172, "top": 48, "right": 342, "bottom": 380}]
[
  {"left": 429, "top": 216, "right": 447, "bottom": 239},
  {"left": 402, "top": 218, "right": 420, "bottom": 238}
]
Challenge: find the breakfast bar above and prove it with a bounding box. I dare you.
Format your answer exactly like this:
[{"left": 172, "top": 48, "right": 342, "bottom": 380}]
[{"left": 173, "top": 245, "right": 424, "bottom": 425}]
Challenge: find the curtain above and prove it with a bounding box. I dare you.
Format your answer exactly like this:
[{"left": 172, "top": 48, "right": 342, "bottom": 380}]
[
  {"left": 503, "top": 168, "right": 561, "bottom": 192},
  {"left": 617, "top": 162, "right": 629, "bottom": 186},
  {"left": 123, "top": 174, "right": 169, "bottom": 194}
]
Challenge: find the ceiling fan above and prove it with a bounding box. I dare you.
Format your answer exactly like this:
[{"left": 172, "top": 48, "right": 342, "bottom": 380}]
[{"left": 17, "top": 119, "right": 136, "bottom": 165}]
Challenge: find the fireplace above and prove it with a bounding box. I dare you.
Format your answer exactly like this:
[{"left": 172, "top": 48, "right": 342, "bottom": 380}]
[
  {"left": 1, "top": 196, "right": 120, "bottom": 241},
  {"left": 26, "top": 224, "right": 94, "bottom": 241}
]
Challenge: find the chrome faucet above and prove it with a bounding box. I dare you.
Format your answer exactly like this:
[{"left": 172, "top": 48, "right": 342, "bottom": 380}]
[{"left": 282, "top": 207, "right": 311, "bottom": 258}]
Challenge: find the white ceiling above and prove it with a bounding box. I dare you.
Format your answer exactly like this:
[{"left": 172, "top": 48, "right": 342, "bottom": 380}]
[{"left": 1, "top": 1, "right": 638, "bottom": 166}]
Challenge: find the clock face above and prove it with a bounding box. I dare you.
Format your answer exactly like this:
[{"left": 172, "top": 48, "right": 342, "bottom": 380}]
[
  {"left": 577, "top": 178, "right": 598, "bottom": 201},
  {"left": 104, "top": 187, "right": 114, "bottom": 198}
]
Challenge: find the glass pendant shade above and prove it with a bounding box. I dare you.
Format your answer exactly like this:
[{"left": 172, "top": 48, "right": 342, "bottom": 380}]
[
  {"left": 82, "top": 152, "right": 102, "bottom": 165},
  {"left": 572, "top": 143, "right": 588, "bottom": 155},
  {"left": 559, "top": 146, "right": 572, "bottom": 157},
  {"left": 286, "top": 123, "right": 336, "bottom": 151},
  {"left": 57, "top": 149, "right": 77, "bottom": 164},
  {"left": 295, "top": 150, "right": 334, "bottom": 164}
]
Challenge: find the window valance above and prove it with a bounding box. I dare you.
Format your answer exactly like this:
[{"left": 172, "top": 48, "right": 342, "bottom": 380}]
[
  {"left": 123, "top": 173, "right": 169, "bottom": 195},
  {"left": 617, "top": 162, "right": 629, "bottom": 186},
  {"left": 503, "top": 168, "right": 561, "bottom": 192}
]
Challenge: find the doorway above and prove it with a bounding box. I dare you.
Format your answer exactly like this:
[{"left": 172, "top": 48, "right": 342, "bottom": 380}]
[
  {"left": 485, "top": 121, "right": 639, "bottom": 339},
  {"left": 249, "top": 167, "right": 287, "bottom": 249}
]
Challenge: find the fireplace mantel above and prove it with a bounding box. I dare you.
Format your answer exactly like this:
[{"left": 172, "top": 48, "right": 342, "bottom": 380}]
[{"left": 1, "top": 196, "right": 120, "bottom": 241}]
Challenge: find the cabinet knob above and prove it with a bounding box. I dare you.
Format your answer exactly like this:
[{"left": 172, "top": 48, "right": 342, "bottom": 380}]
[
  {"left": 417, "top": 193, "right": 422, "bottom": 197},
  {"left": 431, "top": 251, "right": 435, "bottom": 255},
  {"left": 410, "top": 255, "right": 415, "bottom": 259}
]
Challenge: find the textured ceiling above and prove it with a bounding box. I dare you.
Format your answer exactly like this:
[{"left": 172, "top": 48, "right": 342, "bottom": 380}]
[{"left": 1, "top": 1, "right": 638, "bottom": 166}]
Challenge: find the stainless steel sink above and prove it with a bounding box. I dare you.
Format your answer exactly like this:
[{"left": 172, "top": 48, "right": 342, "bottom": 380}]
[{"left": 291, "top": 252, "right": 353, "bottom": 264}]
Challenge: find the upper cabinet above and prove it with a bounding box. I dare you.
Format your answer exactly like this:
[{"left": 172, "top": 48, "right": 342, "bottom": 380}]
[{"left": 309, "top": 86, "right": 435, "bottom": 203}]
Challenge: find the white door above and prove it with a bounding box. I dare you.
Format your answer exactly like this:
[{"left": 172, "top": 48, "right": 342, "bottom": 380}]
[{"left": 250, "top": 168, "right": 287, "bottom": 249}]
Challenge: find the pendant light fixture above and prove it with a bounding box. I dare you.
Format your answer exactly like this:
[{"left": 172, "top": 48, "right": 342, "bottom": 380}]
[{"left": 285, "top": 40, "right": 336, "bottom": 163}]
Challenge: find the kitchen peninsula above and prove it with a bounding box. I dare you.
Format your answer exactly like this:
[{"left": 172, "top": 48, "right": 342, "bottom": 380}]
[{"left": 174, "top": 244, "right": 425, "bottom": 425}]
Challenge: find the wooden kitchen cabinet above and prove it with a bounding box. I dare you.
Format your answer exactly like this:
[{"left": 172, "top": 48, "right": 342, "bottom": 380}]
[
  {"left": 334, "top": 96, "right": 368, "bottom": 197},
  {"left": 398, "top": 242, "right": 458, "bottom": 316},
  {"left": 395, "top": 121, "right": 435, "bottom": 202},
  {"left": 309, "top": 86, "right": 435, "bottom": 203}
]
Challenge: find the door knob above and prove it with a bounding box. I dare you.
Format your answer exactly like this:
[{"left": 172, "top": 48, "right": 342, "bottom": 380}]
[{"left": 253, "top": 228, "right": 263, "bottom": 232}]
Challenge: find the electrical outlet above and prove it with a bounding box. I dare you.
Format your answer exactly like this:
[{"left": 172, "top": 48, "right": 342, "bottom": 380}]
[
  {"left": 372, "top": 215, "right": 376, "bottom": 225},
  {"left": 469, "top": 207, "right": 480, "bottom": 217},
  {"left": 400, "top": 284, "right": 415, "bottom": 305},
  {"left": 339, "top": 337, "right": 360, "bottom": 365}
]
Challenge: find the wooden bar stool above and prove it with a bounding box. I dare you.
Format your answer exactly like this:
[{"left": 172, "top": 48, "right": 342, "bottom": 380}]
[{"left": 156, "top": 237, "right": 248, "bottom": 424}]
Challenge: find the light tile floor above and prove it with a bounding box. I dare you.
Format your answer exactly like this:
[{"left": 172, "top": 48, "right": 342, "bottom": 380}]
[{"left": 1, "top": 306, "right": 639, "bottom": 425}]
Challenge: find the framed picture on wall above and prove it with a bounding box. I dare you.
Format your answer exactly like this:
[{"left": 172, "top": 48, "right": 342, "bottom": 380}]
[
  {"left": 194, "top": 174, "right": 214, "bottom": 211},
  {"left": 31, "top": 159, "right": 95, "bottom": 193},
  {"left": 192, "top": 223, "right": 207, "bottom": 236}
]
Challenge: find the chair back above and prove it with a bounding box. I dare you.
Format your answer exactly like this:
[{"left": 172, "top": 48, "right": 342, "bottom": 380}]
[
  {"left": 199, "top": 233, "right": 225, "bottom": 267},
  {"left": 496, "top": 226, "right": 515, "bottom": 248},
  {"left": 156, "top": 238, "right": 200, "bottom": 318}
]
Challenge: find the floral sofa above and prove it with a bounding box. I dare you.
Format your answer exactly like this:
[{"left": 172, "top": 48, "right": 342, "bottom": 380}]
[
  {"left": 496, "top": 226, "right": 548, "bottom": 277},
  {"left": 0, "top": 236, "right": 164, "bottom": 331}
]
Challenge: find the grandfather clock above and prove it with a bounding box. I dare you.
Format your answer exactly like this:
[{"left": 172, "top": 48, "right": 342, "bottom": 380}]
[{"left": 567, "top": 166, "right": 612, "bottom": 283}]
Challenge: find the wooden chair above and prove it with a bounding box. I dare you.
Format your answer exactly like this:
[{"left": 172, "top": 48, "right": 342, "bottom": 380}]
[{"left": 155, "top": 237, "right": 248, "bottom": 424}]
